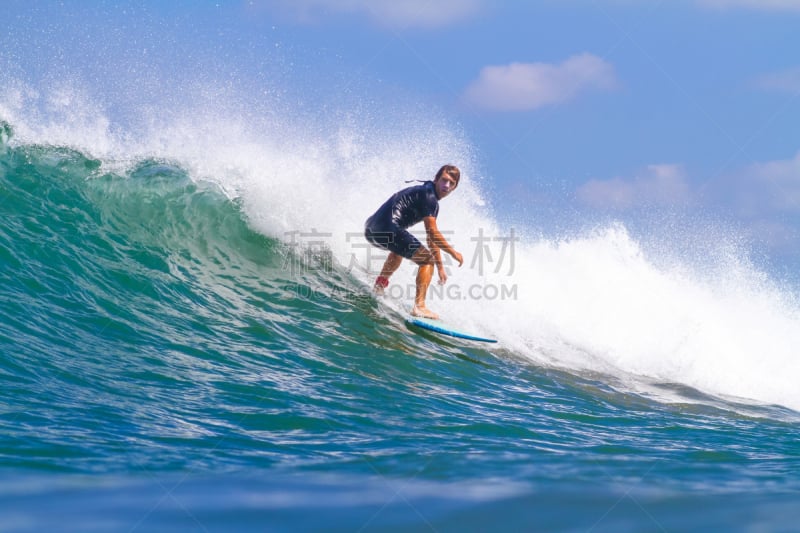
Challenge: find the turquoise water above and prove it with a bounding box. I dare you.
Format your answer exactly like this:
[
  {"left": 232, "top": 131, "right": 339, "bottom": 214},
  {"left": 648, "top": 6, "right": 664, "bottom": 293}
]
[{"left": 1, "top": 125, "right": 800, "bottom": 532}]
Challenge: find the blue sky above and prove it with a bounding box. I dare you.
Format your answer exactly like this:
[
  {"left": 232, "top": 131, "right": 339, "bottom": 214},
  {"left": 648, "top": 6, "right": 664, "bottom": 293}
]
[
  {"left": 3, "top": 0, "right": 800, "bottom": 269},
  {"left": 253, "top": 0, "right": 800, "bottom": 269}
]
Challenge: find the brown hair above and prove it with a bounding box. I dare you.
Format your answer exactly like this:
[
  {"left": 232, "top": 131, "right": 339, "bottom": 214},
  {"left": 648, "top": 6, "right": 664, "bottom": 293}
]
[{"left": 434, "top": 164, "right": 460, "bottom": 187}]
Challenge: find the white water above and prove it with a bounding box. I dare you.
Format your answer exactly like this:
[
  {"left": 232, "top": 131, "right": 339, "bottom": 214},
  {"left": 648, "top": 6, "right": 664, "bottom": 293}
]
[{"left": 3, "top": 74, "right": 800, "bottom": 413}]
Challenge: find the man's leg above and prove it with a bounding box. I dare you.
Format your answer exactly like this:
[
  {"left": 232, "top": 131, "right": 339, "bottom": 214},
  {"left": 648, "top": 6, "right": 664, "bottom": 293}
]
[
  {"left": 410, "top": 248, "right": 438, "bottom": 319},
  {"left": 374, "top": 252, "right": 403, "bottom": 294}
]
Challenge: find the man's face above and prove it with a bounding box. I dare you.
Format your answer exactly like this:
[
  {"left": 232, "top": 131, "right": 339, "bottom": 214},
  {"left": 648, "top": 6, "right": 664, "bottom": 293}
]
[{"left": 435, "top": 174, "right": 457, "bottom": 199}]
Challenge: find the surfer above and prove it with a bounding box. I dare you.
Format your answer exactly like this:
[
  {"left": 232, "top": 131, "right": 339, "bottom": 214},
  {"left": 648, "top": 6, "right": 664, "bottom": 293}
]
[{"left": 364, "top": 164, "right": 464, "bottom": 320}]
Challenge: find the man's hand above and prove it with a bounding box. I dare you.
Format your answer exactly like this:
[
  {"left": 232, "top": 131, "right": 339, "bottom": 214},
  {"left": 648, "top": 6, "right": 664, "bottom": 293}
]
[
  {"left": 437, "top": 264, "right": 448, "bottom": 285},
  {"left": 451, "top": 250, "right": 464, "bottom": 267}
]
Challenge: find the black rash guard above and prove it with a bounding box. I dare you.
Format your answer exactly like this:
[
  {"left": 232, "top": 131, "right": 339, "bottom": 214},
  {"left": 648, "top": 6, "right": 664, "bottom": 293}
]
[{"left": 364, "top": 181, "right": 440, "bottom": 259}]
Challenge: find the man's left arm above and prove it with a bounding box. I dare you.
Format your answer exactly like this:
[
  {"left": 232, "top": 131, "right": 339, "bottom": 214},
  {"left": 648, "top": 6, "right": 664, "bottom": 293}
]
[{"left": 423, "top": 217, "right": 463, "bottom": 266}]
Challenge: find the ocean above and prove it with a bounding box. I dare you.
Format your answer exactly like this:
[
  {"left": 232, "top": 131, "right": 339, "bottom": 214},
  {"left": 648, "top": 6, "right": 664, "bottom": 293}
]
[{"left": 2, "top": 78, "right": 800, "bottom": 532}]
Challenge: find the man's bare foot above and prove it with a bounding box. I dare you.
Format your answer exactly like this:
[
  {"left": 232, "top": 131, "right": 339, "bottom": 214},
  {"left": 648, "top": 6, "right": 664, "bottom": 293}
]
[
  {"left": 373, "top": 284, "right": 385, "bottom": 296},
  {"left": 411, "top": 305, "right": 439, "bottom": 320}
]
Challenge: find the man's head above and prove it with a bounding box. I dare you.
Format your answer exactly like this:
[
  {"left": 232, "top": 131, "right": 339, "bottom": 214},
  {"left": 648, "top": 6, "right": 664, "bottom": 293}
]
[{"left": 434, "top": 165, "right": 460, "bottom": 199}]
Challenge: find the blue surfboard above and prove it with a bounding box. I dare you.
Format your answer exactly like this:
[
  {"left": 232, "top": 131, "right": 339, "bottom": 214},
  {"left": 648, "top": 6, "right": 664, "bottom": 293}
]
[{"left": 405, "top": 316, "right": 497, "bottom": 344}]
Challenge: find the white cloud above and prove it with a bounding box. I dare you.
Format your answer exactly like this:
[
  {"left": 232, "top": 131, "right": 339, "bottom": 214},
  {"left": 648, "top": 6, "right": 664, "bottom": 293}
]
[
  {"left": 698, "top": 0, "right": 800, "bottom": 11},
  {"left": 462, "top": 54, "right": 618, "bottom": 112},
  {"left": 698, "top": 152, "right": 800, "bottom": 254},
  {"left": 733, "top": 152, "right": 800, "bottom": 213},
  {"left": 577, "top": 164, "right": 691, "bottom": 210},
  {"left": 754, "top": 66, "right": 800, "bottom": 93},
  {"left": 575, "top": 0, "right": 800, "bottom": 12},
  {"left": 251, "top": 0, "right": 482, "bottom": 28},
  {"left": 745, "top": 220, "right": 798, "bottom": 250}
]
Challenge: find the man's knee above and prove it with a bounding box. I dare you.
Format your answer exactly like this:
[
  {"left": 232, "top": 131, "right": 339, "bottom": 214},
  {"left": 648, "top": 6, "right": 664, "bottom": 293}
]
[{"left": 411, "top": 247, "right": 434, "bottom": 266}]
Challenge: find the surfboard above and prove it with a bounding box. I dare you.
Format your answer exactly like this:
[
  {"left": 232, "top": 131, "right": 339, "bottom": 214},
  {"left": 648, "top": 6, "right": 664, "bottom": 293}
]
[{"left": 405, "top": 316, "right": 497, "bottom": 343}]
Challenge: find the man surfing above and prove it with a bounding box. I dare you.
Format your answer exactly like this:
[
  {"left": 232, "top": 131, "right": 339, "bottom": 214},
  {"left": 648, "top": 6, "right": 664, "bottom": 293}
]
[{"left": 364, "top": 164, "right": 464, "bottom": 320}]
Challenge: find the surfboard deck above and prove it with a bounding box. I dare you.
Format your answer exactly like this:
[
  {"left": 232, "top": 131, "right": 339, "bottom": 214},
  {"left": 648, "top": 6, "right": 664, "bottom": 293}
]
[{"left": 405, "top": 316, "right": 497, "bottom": 344}]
